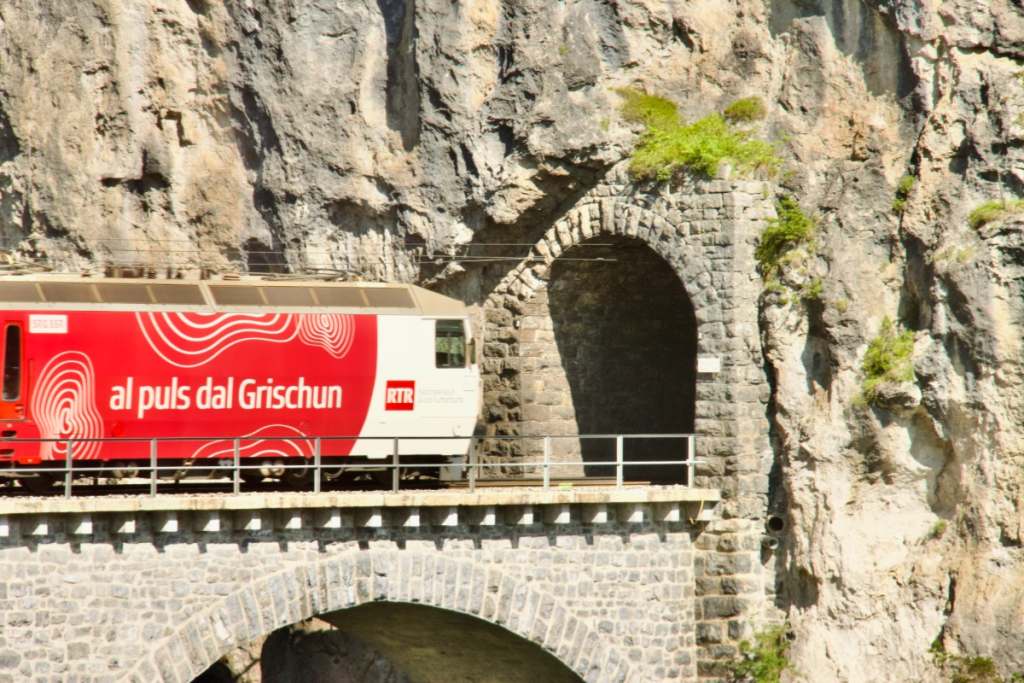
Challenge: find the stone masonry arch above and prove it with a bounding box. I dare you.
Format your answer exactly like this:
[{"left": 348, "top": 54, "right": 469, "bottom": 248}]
[
  {"left": 127, "top": 542, "right": 638, "bottom": 682},
  {"left": 480, "top": 163, "right": 774, "bottom": 518}
]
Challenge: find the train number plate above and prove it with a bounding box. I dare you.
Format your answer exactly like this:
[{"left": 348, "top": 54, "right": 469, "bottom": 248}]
[{"left": 29, "top": 314, "right": 68, "bottom": 334}]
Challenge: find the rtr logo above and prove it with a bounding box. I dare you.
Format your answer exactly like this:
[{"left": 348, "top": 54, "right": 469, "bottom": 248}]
[{"left": 385, "top": 381, "right": 415, "bottom": 411}]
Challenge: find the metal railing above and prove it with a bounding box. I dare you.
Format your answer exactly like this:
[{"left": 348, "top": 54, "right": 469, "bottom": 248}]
[{"left": 0, "top": 433, "right": 700, "bottom": 498}]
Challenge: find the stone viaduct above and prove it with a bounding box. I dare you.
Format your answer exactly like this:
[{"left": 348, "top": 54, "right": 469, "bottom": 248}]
[
  {"left": 0, "top": 488, "right": 737, "bottom": 682},
  {"left": 0, "top": 165, "right": 779, "bottom": 682}
]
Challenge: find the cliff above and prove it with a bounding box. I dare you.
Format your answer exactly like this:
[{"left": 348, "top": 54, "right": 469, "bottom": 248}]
[{"left": 2, "top": 1, "right": 1024, "bottom": 680}]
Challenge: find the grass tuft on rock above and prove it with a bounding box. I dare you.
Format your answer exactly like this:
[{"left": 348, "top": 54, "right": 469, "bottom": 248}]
[
  {"left": 617, "top": 88, "right": 780, "bottom": 181},
  {"left": 616, "top": 88, "right": 679, "bottom": 128},
  {"left": 860, "top": 317, "right": 914, "bottom": 405},
  {"left": 724, "top": 96, "right": 767, "bottom": 122},
  {"left": 892, "top": 175, "right": 915, "bottom": 214},
  {"left": 930, "top": 640, "right": 1022, "bottom": 683},
  {"left": 728, "top": 625, "right": 791, "bottom": 683},
  {"left": 755, "top": 197, "right": 814, "bottom": 275},
  {"left": 968, "top": 199, "right": 1024, "bottom": 230}
]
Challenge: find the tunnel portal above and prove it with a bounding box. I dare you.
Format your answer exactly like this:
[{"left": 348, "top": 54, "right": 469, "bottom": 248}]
[{"left": 512, "top": 236, "right": 697, "bottom": 483}]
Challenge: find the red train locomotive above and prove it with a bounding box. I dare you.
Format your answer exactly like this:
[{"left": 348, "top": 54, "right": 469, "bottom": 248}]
[{"left": 0, "top": 277, "right": 481, "bottom": 492}]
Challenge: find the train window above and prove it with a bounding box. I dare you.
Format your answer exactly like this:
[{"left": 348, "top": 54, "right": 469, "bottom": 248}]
[
  {"left": 261, "top": 286, "right": 315, "bottom": 307},
  {"left": 311, "top": 287, "right": 366, "bottom": 307},
  {"left": 0, "top": 282, "right": 42, "bottom": 303},
  {"left": 435, "top": 320, "right": 466, "bottom": 368},
  {"left": 209, "top": 285, "right": 264, "bottom": 306},
  {"left": 148, "top": 284, "right": 206, "bottom": 305},
  {"left": 96, "top": 283, "right": 152, "bottom": 304},
  {"left": 39, "top": 282, "right": 99, "bottom": 303},
  {"left": 364, "top": 288, "right": 414, "bottom": 308},
  {"left": 2, "top": 325, "right": 20, "bottom": 401}
]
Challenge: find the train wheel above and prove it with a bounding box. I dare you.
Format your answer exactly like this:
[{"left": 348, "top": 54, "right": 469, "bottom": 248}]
[
  {"left": 240, "top": 470, "right": 263, "bottom": 486},
  {"left": 19, "top": 474, "right": 59, "bottom": 495}
]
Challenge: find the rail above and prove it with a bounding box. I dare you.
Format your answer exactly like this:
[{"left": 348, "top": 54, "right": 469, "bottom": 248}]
[{"left": 0, "top": 433, "right": 700, "bottom": 498}]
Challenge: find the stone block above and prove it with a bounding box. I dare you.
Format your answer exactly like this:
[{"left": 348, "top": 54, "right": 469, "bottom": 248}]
[
  {"left": 696, "top": 622, "right": 723, "bottom": 644},
  {"left": 702, "top": 596, "right": 747, "bottom": 619}
]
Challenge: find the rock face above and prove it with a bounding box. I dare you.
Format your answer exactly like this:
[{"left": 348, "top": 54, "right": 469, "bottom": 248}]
[{"left": 3, "top": 0, "right": 1024, "bottom": 680}]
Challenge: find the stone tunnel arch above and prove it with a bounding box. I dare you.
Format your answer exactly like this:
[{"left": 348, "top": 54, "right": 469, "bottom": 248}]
[
  {"left": 481, "top": 195, "right": 712, "bottom": 485},
  {"left": 130, "top": 552, "right": 632, "bottom": 682},
  {"left": 520, "top": 235, "right": 698, "bottom": 483}
]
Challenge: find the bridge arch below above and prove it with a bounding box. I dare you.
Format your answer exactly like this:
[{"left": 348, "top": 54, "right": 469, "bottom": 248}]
[{"left": 127, "top": 535, "right": 658, "bottom": 683}]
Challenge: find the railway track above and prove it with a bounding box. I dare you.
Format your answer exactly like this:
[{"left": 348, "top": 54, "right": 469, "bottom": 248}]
[{"left": 0, "top": 476, "right": 648, "bottom": 498}]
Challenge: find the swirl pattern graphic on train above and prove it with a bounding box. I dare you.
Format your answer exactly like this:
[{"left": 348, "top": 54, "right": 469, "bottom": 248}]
[
  {"left": 30, "top": 351, "right": 104, "bottom": 460},
  {"left": 189, "top": 423, "right": 314, "bottom": 460},
  {"left": 297, "top": 314, "right": 356, "bottom": 359},
  {"left": 136, "top": 312, "right": 357, "bottom": 367}
]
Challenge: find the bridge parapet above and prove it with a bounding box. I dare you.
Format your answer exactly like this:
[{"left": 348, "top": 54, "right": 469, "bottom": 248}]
[{"left": 0, "top": 486, "right": 719, "bottom": 537}]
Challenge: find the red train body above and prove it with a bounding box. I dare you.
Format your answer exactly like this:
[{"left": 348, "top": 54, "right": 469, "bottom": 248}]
[{"left": 0, "top": 277, "right": 480, "bottom": 484}]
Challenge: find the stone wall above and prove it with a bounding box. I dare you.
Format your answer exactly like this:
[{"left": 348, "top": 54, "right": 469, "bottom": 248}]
[{"left": 0, "top": 490, "right": 714, "bottom": 683}]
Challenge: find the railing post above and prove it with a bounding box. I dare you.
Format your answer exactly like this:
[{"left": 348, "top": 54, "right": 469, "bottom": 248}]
[
  {"left": 391, "top": 437, "right": 400, "bottom": 493},
  {"left": 615, "top": 435, "right": 624, "bottom": 487},
  {"left": 232, "top": 438, "right": 241, "bottom": 494},
  {"left": 543, "top": 437, "right": 551, "bottom": 489},
  {"left": 468, "top": 439, "right": 477, "bottom": 493},
  {"left": 687, "top": 434, "right": 696, "bottom": 488},
  {"left": 313, "top": 437, "right": 322, "bottom": 494},
  {"left": 64, "top": 440, "right": 73, "bottom": 498},
  {"left": 149, "top": 438, "right": 158, "bottom": 497}
]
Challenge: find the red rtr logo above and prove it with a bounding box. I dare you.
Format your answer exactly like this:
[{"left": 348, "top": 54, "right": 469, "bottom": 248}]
[{"left": 385, "top": 381, "right": 415, "bottom": 411}]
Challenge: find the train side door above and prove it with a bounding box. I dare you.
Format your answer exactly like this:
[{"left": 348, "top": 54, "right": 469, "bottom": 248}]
[{"left": 0, "top": 322, "right": 25, "bottom": 420}]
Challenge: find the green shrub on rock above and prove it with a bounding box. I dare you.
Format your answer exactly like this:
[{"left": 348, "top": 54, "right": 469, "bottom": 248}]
[
  {"left": 728, "top": 625, "right": 791, "bottom": 683},
  {"left": 755, "top": 197, "right": 814, "bottom": 275},
  {"left": 724, "top": 96, "right": 767, "bottom": 123},
  {"left": 617, "top": 88, "right": 780, "bottom": 181},
  {"left": 860, "top": 317, "right": 914, "bottom": 405}
]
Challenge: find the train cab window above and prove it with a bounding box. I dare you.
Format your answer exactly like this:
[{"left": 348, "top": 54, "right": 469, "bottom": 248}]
[
  {"left": 435, "top": 320, "right": 466, "bottom": 368},
  {"left": 3, "top": 325, "right": 21, "bottom": 401}
]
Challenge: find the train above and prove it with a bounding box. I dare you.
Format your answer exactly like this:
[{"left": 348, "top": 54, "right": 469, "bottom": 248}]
[{"left": 0, "top": 276, "right": 481, "bottom": 492}]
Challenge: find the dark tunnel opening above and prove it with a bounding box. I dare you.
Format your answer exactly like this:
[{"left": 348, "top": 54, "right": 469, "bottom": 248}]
[{"left": 518, "top": 236, "right": 697, "bottom": 484}]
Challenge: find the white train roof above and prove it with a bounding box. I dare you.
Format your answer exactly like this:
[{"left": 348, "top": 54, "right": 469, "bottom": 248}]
[{"left": 0, "top": 276, "right": 468, "bottom": 316}]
